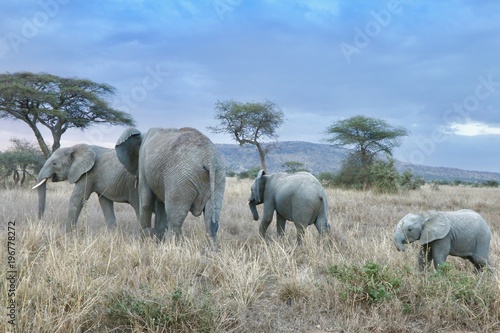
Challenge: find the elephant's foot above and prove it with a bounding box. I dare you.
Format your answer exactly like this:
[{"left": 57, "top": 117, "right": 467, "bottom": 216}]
[
  {"left": 141, "top": 227, "right": 156, "bottom": 239},
  {"left": 141, "top": 227, "right": 169, "bottom": 243}
]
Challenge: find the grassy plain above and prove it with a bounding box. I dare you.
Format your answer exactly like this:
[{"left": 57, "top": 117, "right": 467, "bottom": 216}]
[{"left": 0, "top": 178, "right": 499, "bottom": 332}]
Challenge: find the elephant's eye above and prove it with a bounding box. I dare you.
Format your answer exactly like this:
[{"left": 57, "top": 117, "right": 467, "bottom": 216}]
[{"left": 408, "top": 228, "right": 412, "bottom": 232}]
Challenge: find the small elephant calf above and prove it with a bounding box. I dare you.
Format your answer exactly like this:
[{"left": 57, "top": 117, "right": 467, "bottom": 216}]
[
  {"left": 248, "top": 170, "right": 331, "bottom": 244},
  {"left": 393, "top": 209, "right": 492, "bottom": 272}
]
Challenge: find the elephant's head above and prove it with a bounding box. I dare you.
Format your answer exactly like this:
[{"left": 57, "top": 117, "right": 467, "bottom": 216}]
[
  {"left": 393, "top": 212, "right": 451, "bottom": 251},
  {"left": 32, "top": 144, "right": 97, "bottom": 219},
  {"left": 248, "top": 169, "right": 267, "bottom": 221},
  {"left": 115, "top": 127, "right": 143, "bottom": 176}
]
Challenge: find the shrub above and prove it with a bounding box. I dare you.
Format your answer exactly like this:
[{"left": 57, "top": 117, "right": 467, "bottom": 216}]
[
  {"left": 328, "top": 262, "right": 402, "bottom": 304},
  {"left": 237, "top": 166, "right": 261, "bottom": 179},
  {"left": 399, "top": 169, "right": 424, "bottom": 190},
  {"left": 370, "top": 159, "right": 399, "bottom": 193}
]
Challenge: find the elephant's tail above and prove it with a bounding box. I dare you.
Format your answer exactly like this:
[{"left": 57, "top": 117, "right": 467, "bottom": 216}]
[{"left": 206, "top": 153, "right": 224, "bottom": 232}]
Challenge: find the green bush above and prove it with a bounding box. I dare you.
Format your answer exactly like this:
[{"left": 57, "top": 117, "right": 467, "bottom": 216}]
[
  {"left": 105, "top": 288, "right": 220, "bottom": 332},
  {"left": 317, "top": 172, "right": 336, "bottom": 187},
  {"left": 370, "top": 159, "right": 399, "bottom": 193},
  {"left": 238, "top": 166, "right": 261, "bottom": 179},
  {"left": 399, "top": 169, "right": 424, "bottom": 190},
  {"left": 328, "top": 262, "right": 402, "bottom": 304}
]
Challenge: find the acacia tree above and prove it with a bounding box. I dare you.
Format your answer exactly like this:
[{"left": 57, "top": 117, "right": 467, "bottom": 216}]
[
  {"left": 209, "top": 100, "right": 284, "bottom": 171},
  {"left": 282, "top": 161, "right": 309, "bottom": 174},
  {"left": 325, "top": 115, "right": 408, "bottom": 189},
  {"left": 0, "top": 72, "right": 135, "bottom": 158},
  {"left": 0, "top": 138, "right": 45, "bottom": 186},
  {"left": 325, "top": 115, "right": 408, "bottom": 165}
]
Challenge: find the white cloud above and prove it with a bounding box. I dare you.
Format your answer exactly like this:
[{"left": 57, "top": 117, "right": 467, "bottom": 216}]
[{"left": 449, "top": 121, "right": 500, "bottom": 136}]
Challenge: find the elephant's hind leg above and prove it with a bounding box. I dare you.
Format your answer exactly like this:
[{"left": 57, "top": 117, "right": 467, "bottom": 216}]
[
  {"left": 469, "top": 255, "right": 490, "bottom": 272},
  {"left": 165, "top": 203, "right": 190, "bottom": 242}
]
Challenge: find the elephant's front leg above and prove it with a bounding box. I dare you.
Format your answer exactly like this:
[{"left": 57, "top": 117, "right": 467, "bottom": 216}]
[
  {"left": 259, "top": 204, "right": 275, "bottom": 242},
  {"left": 430, "top": 238, "right": 450, "bottom": 270},
  {"left": 98, "top": 196, "right": 116, "bottom": 228},
  {"left": 67, "top": 184, "right": 93, "bottom": 232},
  {"left": 418, "top": 245, "right": 433, "bottom": 271},
  {"left": 276, "top": 213, "right": 286, "bottom": 238}
]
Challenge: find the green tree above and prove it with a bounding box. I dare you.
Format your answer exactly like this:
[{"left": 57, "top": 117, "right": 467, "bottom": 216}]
[
  {"left": 0, "top": 72, "right": 135, "bottom": 158},
  {"left": 325, "top": 115, "right": 408, "bottom": 167},
  {"left": 325, "top": 115, "right": 408, "bottom": 189},
  {"left": 209, "top": 100, "right": 284, "bottom": 171},
  {"left": 282, "top": 161, "right": 309, "bottom": 174},
  {"left": 0, "top": 138, "right": 45, "bottom": 186}
]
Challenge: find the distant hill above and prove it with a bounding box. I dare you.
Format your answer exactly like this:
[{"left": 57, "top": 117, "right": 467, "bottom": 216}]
[{"left": 216, "top": 141, "right": 500, "bottom": 182}]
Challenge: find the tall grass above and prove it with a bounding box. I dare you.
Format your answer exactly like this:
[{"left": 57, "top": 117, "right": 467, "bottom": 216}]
[{"left": 0, "top": 179, "right": 499, "bottom": 332}]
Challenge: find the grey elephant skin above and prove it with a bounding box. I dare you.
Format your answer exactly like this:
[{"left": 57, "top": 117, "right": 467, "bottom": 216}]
[
  {"left": 394, "top": 209, "right": 492, "bottom": 271},
  {"left": 34, "top": 144, "right": 147, "bottom": 231},
  {"left": 248, "top": 170, "right": 330, "bottom": 244},
  {"left": 115, "top": 127, "right": 226, "bottom": 245}
]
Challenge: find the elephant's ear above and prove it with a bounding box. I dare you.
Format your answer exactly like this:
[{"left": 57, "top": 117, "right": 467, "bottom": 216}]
[
  {"left": 68, "top": 145, "right": 96, "bottom": 184},
  {"left": 419, "top": 211, "right": 451, "bottom": 245},
  {"left": 115, "top": 127, "right": 142, "bottom": 175}
]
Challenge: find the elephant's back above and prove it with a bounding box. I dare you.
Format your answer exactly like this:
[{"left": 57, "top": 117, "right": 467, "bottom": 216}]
[
  {"left": 274, "top": 173, "right": 327, "bottom": 224},
  {"left": 141, "top": 128, "right": 218, "bottom": 201}
]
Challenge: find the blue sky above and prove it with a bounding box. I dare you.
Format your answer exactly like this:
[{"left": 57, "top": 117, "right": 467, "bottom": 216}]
[{"left": 1, "top": 0, "right": 499, "bottom": 172}]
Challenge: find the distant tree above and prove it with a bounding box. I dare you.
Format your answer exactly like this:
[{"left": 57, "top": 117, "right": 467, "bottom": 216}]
[
  {"left": 325, "top": 115, "right": 408, "bottom": 166},
  {"left": 325, "top": 115, "right": 408, "bottom": 190},
  {"left": 482, "top": 180, "right": 499, "bottom": 188},
  {"left": 209, "top": 99, "right": 284, "bottom": 171},
  {"left": 0, "top": 138, "right": 45, "bottom": 186},
  {"left": 0, "top": 72, "right": 136, "bottom": 158},
  {"left": 282, "top": 161, "right": 309, "bottom": 174}
]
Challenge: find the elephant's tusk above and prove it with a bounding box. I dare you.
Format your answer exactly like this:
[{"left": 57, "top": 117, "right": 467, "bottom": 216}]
[{"left": 31, "top": 178, "right": 47, "bottom": 190}]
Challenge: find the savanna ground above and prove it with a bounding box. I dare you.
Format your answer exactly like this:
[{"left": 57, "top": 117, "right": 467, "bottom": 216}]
[{"left": 0, "top": 177, "right": 499, "bottom": 333}]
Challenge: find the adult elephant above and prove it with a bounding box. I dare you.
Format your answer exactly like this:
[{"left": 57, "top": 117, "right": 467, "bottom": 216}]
[
  {"left": 33, "top": 144, "right": 166, "bottom": 232},
  {"left": 393, "top": 209, "right": 492, "bottom": 272},
  {"left": 115, "top": 127, "right": 226, "bottom": 246},
  {"left": 248, "top": 170, "right": 330, "bottom": 244}
]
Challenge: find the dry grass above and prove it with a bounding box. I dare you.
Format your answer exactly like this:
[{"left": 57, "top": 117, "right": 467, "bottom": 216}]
[{"left": 1, "top": 178, "right": 499, "bottom": 332}]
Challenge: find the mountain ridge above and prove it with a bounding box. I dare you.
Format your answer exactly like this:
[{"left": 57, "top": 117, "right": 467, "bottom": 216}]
[{"left": 215, "top": 141, "right": 500, "bottom": 182}]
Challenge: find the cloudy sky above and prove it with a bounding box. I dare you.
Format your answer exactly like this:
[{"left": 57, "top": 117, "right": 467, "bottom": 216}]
[{"left": 1, "top": 0, "right": 499, "bottom": 172}]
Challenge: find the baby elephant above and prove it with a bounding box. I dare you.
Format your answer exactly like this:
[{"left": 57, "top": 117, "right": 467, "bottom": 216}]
[
  {"left": 248, "top": 170, "right": 330, "bottom": 244},
  {"left": 393, "top": 209, "right": 492, "bottom": 272}
]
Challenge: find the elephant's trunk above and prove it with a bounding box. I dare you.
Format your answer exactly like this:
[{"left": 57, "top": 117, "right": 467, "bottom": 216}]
[
  {"left": 248, "top": 201, "right": 259, "bottom": 221},
  {"left": 394, "top": 228, "right": 407, "bottom": 252}
]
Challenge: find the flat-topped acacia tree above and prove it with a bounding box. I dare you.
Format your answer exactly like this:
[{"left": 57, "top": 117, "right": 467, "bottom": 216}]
[
  {"left": 0, "top": 72, "right": 135, "bottom": 158},
  {"left": 209, "top": 99, "right": 284, "bottom": 172}
]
